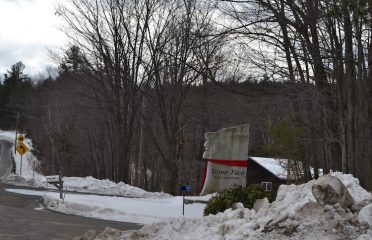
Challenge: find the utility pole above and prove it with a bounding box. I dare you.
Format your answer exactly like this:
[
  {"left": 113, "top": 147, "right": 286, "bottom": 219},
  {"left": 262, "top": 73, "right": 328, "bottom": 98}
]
[{"left": 14, "top": 112, "right": 20, "bottom": 153}]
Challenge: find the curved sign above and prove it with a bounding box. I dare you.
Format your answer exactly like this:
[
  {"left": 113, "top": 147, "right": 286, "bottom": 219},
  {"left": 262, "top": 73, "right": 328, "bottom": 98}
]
[{"left": 200, "top": 124, "right": 249, "bottom": 195}]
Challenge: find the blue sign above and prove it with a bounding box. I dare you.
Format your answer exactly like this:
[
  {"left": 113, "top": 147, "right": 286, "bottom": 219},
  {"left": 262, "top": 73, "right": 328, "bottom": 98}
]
[{"left": 181, "top": 185, "right": 191, "bottom": 192}]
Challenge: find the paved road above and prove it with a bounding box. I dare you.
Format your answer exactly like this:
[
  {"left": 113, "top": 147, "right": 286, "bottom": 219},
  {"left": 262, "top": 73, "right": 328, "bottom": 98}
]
[
  {"left": 0, "top": 186, "right": 142, "bottom": 239},
  {"left": 0, "top": 140, "right": 142, "bottom": 239},
  {"left": 0, "top": 140, "right": 12, "bottom": 177}
]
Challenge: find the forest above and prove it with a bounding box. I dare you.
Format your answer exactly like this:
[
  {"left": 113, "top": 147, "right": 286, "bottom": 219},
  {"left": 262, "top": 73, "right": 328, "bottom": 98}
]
[{"left": 0, "top": 0, "right": 371, "bottom": 194}]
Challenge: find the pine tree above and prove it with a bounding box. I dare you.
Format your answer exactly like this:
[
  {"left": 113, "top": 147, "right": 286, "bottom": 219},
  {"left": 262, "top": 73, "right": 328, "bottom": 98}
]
[{"left": 0, "top": 62, "right": 32, "bottom": 130}]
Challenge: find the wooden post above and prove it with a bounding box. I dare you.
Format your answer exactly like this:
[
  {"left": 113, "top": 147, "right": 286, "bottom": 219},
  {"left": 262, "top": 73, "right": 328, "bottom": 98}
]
[
  {"left": 59, "top": 174, "right": 63, "bottom": 200},
  {"left": 182, "top": 192, "right": 185, "bottom": 216},
  {"left": 14, "top": 113, "right": 19, "bottom": 154},
  {"left": 20, "top": 154, "right": 23, "bottom": 175}
]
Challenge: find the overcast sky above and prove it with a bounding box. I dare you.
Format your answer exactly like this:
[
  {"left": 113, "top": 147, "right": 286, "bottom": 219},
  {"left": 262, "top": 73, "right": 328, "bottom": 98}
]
[{"left": 0, "top": 0, "right": 67, "bottom": 77}]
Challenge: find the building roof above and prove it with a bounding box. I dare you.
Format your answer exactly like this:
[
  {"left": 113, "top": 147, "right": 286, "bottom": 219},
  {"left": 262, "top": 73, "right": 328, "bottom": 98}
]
[{"left": 249, "top": 157, "right": 287, "bottom": 180}]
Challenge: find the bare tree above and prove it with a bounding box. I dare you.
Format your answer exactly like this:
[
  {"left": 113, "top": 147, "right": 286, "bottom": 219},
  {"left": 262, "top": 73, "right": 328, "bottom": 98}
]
[
  {"left": 218, "top": 0, "right": 372, "bottom": 190},
  {"left": 56, "top": 0, "right": 161, "bottom": 182},
  {"left": 139, "top": 0, "right": 224, "bottom": 193}
]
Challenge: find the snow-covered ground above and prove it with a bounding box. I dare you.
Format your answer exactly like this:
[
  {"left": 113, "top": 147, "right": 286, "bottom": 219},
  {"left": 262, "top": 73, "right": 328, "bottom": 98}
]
[
  {"left": 1, "top": 130, "right": 372, "bottom": 239},
  {"left": 6, "top": 188, "right": 205, "bottom": 224}
]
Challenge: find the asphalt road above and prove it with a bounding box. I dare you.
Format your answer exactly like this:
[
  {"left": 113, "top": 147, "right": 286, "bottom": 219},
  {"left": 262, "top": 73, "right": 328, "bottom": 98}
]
[
  {"left": 0, "top": 140, "right": 12, "bottom": 177},
  {"left": 0, "top": 140, "right": 142, "bottom": 239}
]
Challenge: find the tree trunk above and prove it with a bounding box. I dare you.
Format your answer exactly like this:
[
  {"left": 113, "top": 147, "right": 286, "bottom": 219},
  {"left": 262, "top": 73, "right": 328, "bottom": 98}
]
[{"left": 344, "top": 4, "right": 356, "bottom": 175}]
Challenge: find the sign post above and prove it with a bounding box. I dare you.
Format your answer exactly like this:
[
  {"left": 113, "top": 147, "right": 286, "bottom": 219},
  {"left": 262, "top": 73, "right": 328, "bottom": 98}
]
[
  {"left": 15, "top": 135, "right": 28, "bottom": 175},
  {"left": 46, "top": 175, "right": 64, "bottom": 200},
  {"left": 14, "top": 113, "right": 20, "bottom": 154},
  {"left": 180, "top": 185, "right": 191, "bottom": 216}
]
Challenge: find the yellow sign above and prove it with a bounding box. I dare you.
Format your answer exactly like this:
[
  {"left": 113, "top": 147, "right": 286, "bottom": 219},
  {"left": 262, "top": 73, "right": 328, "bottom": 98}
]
[
  {"left": 17, "top": 135, "right": 25, "bottom": 142},
  {"left": 16, "top": 142, "right": 29, "bottom": 156}
]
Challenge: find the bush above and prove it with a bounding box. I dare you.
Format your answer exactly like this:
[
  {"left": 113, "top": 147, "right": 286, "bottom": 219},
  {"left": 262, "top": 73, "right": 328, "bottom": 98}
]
[{"left": 203, "top": 185, "right": 276, "bottom": 216}]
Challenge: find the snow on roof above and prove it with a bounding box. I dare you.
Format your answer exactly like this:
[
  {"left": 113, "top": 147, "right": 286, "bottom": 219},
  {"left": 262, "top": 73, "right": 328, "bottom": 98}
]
[{"left": 249, "top": 157, "right": 287, "bottom": 180}]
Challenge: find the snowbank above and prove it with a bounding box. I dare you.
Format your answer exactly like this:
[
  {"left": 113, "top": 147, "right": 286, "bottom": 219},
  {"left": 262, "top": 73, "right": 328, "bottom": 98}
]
[
  {"left": 90, "top": 173, "right": 372, "bottom": 240},
  {"left": 3, "top": 174, "right": 171, "bottom": 198},
  {"left": 331, "top": 172, "right": 372, "bottom": 205},
  {"left": 62, "top": 176, "right": 171, "bottom": 198},
  {"left": 359, "top": 203, "right": 372, "bottom": 229},
  {"left": 40, "top": 190, "right": 205, "bottom": 224},
  {"left": 42, "top": 194, "right": 162, "bottom": 224},
  {"left": 0, "top": 130, "right": 18, "bottom": 142}
]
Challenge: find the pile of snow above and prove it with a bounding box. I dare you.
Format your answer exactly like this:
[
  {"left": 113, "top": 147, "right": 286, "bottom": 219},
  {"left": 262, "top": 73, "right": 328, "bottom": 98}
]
[
  {"left": 62, "top": 176, "right": 171, "bottom": 198},
  {"left": 5, "top": 174, "right": 171, "bottom": 198},
  {"left": 4, "top": 173, "right": 171, "bottom": 199},
  {"left": 359, "top": 204, "right": 372, "bottom": 229},
  {"left": 0, "top": 130, "right": 19, "bottom": 142},
  {"left": 330, "top": 172, "right": 372, "bottom": 205},
  {"left": 88, "top": 173, "right": 372, "bottom": 240}
]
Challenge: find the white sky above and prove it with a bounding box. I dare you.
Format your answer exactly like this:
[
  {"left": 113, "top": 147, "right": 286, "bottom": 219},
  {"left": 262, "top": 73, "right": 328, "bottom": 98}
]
[{"left": 0, "top": 0, "right": 67, "bottom": 77}]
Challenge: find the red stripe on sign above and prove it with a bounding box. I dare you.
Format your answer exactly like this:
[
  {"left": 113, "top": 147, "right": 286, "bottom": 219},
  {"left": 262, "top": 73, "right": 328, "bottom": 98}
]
[
  {"left": 199, "top": 159, "right": 248, "bottom": 194},
  {"left": 207, "top": 159, "right": 247, "bottom": 167},
  {"left": 200, "top": 160, "right": 209, "bottom": 193}
]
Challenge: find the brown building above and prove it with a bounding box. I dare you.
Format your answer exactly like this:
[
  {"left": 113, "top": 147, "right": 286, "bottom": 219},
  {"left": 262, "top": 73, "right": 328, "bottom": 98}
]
[{"left": 246, "top": 157, "right": 287, "bottom": 192}]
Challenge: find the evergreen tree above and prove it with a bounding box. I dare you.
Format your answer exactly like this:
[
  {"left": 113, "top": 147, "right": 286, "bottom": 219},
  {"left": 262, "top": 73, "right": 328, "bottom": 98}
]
[
  {"left": 59, "top": 45, "right": 86, "bottom": 74},
  {"left": 0, "top": 62, "right": 32, "bottom": 130}
]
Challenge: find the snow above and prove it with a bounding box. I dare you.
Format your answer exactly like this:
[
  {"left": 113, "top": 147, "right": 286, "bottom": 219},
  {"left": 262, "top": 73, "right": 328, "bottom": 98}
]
[
  {"left": 185, "top": 194, "right": 215, "bottom": 202},
  {"left": 357, "top": 231, "right": 372, "bottom": 240},
  {"left": 359, "top": 203, "right": 372, "bottom": 228},
  {"left": 0, "top": 130, "right": 18, "bottom": 142},
  {"left": 6, "top": 188, "right": 205, "bottom": 224},
  {"left": 250, "top": 157, "right": 287, "bottom": 180},
  {"left": 62, "top": 176, "right": 171, "bottom": 198},
  {"left": 331, "top": 171, "right": 372, "bottom": 205},
  {"left": 97, "top": 173, "right": 372, "bottom": 240},
  {"left": 6, "top": 188, "right": 46, "bottom": 197},
  {"left": 7, "top": 171, "right": 368, "bottom": 240},
  {"left": 266, "top": 181, "right": 317, "bottom": 218}
]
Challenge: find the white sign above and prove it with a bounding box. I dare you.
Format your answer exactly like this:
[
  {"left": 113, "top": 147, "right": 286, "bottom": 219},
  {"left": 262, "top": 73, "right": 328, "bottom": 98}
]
[
  {"left": 46, "top": 175, "right": 60, "bottom": 183},
  {"left": 200, "top": 161, "right": 246, "bottom": 194},
  {"left": 200, "top": 124, "right": 249, "bottom": 195},
  {"left": 203, "top": 124, "right": 249, "bottom": 160}
]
